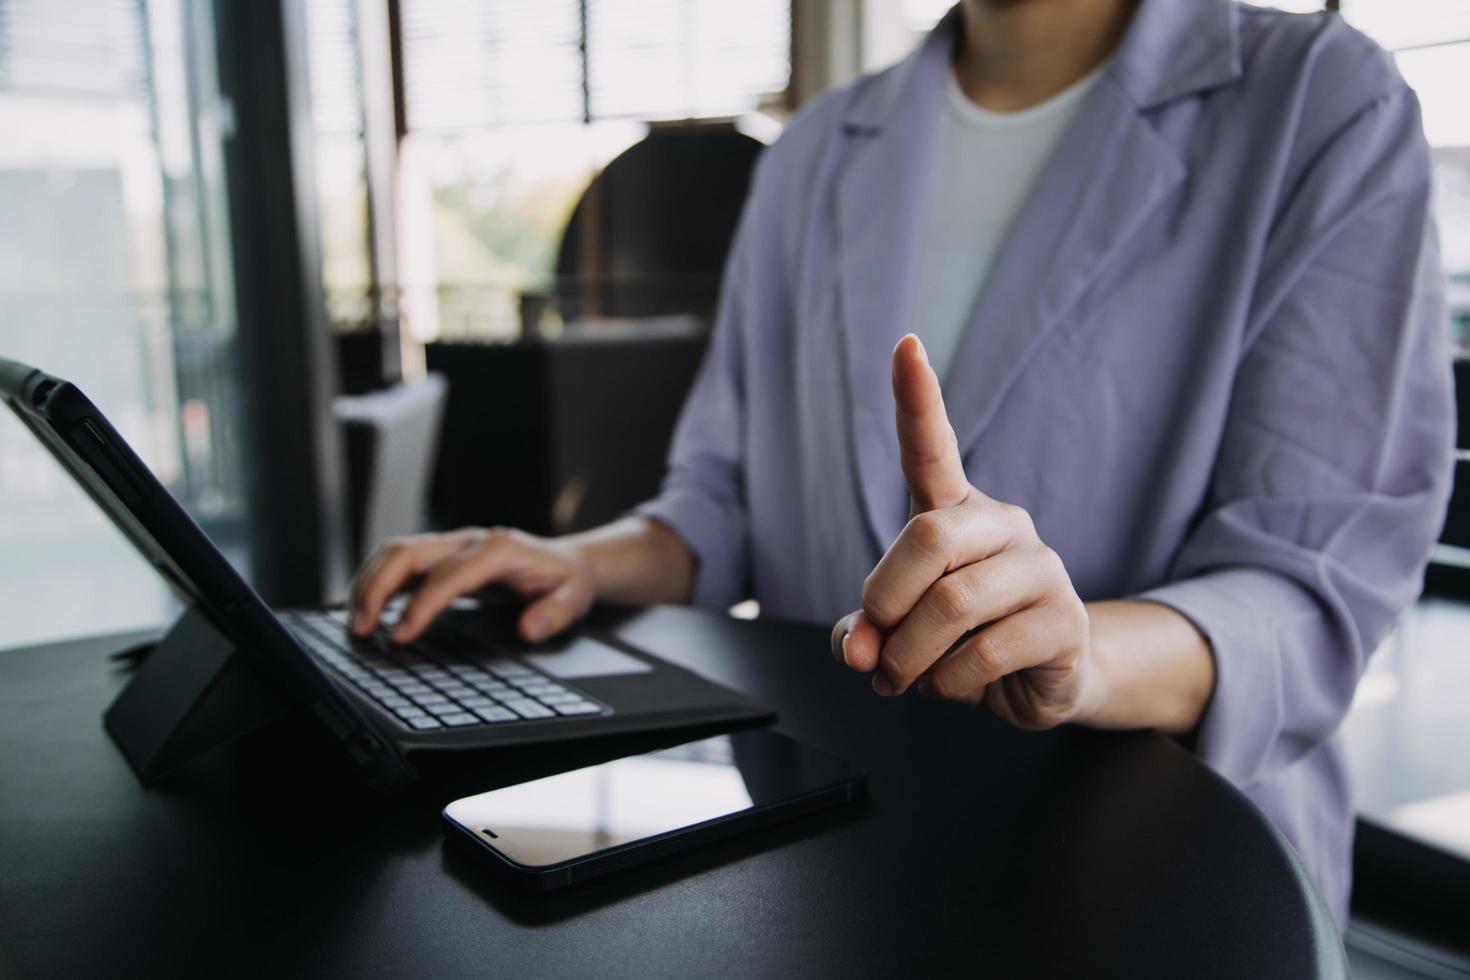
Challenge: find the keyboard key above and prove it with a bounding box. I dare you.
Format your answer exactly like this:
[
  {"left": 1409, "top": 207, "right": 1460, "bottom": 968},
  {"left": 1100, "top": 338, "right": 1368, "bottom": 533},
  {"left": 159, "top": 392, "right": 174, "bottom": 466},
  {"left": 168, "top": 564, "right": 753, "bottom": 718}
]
[
  {"left": 427, "top": 703, "right": 468, "bottom": 718},
  {"left": 437, "top": 684, "right": 475, "bottom": 698},
  {"left": 415, "top": 693, "right": 450, "bottom": 707},
  {"left": 551, "top": 700, "right": 602, "bottom": 716},
  {"left": 516, "top": 683, "right": 566, "bottom": 697},
  {"left": 404, "top": 716, "right": 443, "bottom": 730},
  {"left": 500, "top": 699, "right": 555, "bottom": 719},
  {"left": 373, "top": 694, "right": 411, "bottom": 709},
  {"left": 397, "top": 682, "right": 432, "bottom": 696},
  {"left": 458, "top": 695, "right": 495, "bottom": 708},
  {"left": 537, "top": 692, "right": 584, "bottom": 705},
  {"left": 472, "top": 706, "right": 518, "bottom": 723},
  {"left": 393, "top": 706, "right": 428, "bottom": 720},
  {"left": 489, "top": 664, "right": 534, "bottom": 680},
  {"left": 438, "top": 712, "right": 480, "bottom": 727},
  {"left": 470, "top": 679, "right": 511, "bottom": 694}
]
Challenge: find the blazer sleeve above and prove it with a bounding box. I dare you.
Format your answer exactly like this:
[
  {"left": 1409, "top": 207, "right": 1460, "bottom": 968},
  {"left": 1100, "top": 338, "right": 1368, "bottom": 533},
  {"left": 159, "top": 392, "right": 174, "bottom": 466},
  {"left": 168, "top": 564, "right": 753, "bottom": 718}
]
[
  {"left": 1135, "top": 83, "right": 1457, "bottom": 787},
  {"left": 633, "top": 172, "right": 764, "bottom": 611}
]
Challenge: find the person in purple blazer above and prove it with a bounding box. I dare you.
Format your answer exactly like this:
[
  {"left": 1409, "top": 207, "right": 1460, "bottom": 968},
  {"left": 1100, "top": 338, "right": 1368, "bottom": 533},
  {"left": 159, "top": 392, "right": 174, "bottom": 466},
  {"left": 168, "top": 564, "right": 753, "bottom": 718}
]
[{"left": 351, "top": 0, "right": 1455, "bottom": 926}]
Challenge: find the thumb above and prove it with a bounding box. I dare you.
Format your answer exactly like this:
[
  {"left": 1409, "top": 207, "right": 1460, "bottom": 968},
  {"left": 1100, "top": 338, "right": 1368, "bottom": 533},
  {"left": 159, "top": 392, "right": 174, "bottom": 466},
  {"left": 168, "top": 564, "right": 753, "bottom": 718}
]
[
  {"left": 518, "top": 578, "right": 593, "bottom": 643},
  {"left": 892, "top": 334, "right": 969, "bottom": 512}
]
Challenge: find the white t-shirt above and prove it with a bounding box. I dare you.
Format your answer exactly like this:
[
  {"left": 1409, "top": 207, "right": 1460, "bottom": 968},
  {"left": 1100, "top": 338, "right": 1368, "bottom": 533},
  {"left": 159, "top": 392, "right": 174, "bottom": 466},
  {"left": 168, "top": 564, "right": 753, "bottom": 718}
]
[{"left": 911, "top": 64, "right": 1105, "bottom": 381}]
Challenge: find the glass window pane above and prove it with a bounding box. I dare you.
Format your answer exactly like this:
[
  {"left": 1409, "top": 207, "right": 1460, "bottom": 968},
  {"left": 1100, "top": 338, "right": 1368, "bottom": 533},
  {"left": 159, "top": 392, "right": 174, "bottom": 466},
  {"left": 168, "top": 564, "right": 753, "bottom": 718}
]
[
  {"left": 1339, "top": 0, "right": 1470, "bottom": 52},
  {"left": 305, "top": 0, "right": 374, "bottom": 331},
  {"left": 0, "top": 0, "right": 247, "bottom": 646},
  {"left": 588, "top": 0, "right": 790, "bottom": 120},
  {"left": 399, "top": 120, "right": 645, "bottom": 343},
  {"left": 401, "top": 0, "right": 584, "bottom": 130}
]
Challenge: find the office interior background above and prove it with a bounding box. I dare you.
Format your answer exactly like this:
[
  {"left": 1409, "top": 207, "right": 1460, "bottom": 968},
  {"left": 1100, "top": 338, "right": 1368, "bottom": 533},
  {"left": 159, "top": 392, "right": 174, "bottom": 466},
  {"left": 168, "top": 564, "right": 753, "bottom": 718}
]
[{"left": 0, "top": 0, "right": 1466, "bottom": 973}]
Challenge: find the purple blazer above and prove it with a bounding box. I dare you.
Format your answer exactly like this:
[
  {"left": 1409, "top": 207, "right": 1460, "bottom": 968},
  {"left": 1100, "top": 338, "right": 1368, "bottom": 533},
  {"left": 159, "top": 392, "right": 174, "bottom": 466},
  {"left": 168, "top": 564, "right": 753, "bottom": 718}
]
[{"left": 639, "top": 0, "right": 1455, "bottom": 924}]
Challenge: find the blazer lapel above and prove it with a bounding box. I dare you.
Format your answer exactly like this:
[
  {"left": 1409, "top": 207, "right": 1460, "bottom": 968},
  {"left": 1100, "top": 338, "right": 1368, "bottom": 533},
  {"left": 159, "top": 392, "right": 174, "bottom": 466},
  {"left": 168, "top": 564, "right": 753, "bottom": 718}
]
[
  {"left": 829, "top": 0, "right": 1239, "bottom": 549},
  {"left": 942, "top": 74, "right": 1187, "bottom": 460},
  {"left": 834, "top": 18, "right": 954, "bottom": 550},
  {"left": 941, "top": 0, "right": 1242, "bottom": 459}
]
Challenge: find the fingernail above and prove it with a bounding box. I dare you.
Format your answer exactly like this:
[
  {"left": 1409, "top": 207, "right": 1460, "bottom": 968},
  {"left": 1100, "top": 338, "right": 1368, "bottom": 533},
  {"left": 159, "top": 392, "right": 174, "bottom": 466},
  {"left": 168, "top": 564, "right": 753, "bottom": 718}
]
[
  {"left": 524, "top": 615, "right": 547, "bottom": 642},
  {"left": 840, "top": 630, "right": 852, "bottom": 667},
  {"left": 872, "top": 674, "right": 896, "bottom": 697},
  {"left": 894, "top": 333, "right": 925, "bottom": 362}
]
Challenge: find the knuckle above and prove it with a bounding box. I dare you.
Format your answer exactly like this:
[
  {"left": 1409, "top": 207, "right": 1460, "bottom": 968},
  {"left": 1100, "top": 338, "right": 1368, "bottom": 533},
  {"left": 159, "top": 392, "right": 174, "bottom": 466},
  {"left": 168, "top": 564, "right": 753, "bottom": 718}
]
[
  {"left": 1036, "top": 544, "right": 1066, "bottom": 576},
  {"left": 906, "top": 511, "right": 950, "bottom": 558},
  {"left": 476, "top": 524, "right": 518, "bottom": 546},
  {"left": 1000, "top": 502, "right": 1034, "bottom": 535},
  {"left": 929, "top": 575, "right": 974, "bottom": 623},
  {"left": 482, "top": 526, "right": 514, "bottom": 547},
  {"left": 968, "top": 631, "right": 1008, "bottom": 679},
  {"left": 861, "top": 577, "right": 900, "bottom": 626},
  {"left": 382, "top": 536, "right": 414, "bottom": 556}
]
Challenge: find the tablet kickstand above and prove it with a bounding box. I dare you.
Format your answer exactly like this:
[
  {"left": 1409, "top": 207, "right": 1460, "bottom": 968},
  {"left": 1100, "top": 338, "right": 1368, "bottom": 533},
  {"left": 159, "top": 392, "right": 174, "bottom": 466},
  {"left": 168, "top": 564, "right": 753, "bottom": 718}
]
[{"left": 103, "top": 604, "right": 285, "bottom": 785}]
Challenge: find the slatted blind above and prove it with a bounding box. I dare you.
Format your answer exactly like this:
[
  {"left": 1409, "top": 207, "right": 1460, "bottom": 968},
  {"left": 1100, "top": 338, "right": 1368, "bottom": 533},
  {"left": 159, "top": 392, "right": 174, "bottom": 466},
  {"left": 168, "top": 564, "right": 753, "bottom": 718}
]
[
  {"left": 402, "top": 0, "right": 584, "bottom": 130},
  {"left": 400, "top": 0, "right": 790, "bottom": 131},
  {"left": 305, "top": 0, "right": 365, "bottom": 136},
  {"left": 586, "top": 0, "right": 789, "bottom": 120},
  {"left": 0, "top": 0, "right": 147, "bottom": 100}
]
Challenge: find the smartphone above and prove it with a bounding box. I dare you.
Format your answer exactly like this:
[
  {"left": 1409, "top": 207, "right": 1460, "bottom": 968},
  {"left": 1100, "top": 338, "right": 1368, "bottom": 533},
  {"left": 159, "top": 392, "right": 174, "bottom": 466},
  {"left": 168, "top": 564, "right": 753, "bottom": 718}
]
[{"left": 442, "top": 730, "right": 865, "bottom": 889}]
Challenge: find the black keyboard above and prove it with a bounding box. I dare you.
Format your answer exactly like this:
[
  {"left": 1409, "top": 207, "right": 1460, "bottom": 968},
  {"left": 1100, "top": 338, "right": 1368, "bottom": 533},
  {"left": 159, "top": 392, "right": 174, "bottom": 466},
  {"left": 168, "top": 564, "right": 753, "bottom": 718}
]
[{"left": 285, "top": 609, "right": 610, "bottom": 731}]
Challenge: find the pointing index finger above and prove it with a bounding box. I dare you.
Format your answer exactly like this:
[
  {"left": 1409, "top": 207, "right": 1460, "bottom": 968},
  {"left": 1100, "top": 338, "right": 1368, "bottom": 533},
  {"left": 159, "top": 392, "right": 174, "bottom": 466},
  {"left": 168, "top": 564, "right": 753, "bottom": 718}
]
[{"left": 893, "top": 334, "right": 970, "bottom": 512}]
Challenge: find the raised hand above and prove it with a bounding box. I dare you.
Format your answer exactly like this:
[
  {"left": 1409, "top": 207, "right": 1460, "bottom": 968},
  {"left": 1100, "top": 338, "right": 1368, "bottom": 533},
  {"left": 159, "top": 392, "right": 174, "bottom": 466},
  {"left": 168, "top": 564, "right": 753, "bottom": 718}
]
[{"left": 830, "top": 335, "right": 1099, "bottom": 730}]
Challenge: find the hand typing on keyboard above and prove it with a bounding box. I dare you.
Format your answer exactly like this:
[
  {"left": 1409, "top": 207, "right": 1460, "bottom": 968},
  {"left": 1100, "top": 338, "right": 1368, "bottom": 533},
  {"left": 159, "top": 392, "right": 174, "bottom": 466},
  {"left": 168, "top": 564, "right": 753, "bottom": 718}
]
[
  {"left": 349, "top": 527, "right": 599, "bottom": 645},
  {"left": 347, "top": 519, "right": 694, "bottom": 647}
]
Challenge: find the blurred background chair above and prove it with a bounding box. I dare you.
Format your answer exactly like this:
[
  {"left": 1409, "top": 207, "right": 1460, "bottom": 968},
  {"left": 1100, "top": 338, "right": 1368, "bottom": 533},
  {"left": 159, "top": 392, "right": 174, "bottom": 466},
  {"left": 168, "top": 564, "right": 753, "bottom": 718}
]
[{"left": 334, "top": 373, "right": 449, "bottom": 566}]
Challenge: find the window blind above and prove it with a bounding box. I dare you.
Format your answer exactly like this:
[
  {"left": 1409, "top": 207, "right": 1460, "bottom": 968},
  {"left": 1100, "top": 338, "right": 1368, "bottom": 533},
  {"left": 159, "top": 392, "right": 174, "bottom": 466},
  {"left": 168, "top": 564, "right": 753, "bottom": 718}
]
[
  {"left": 399, "top": 0, "right": 790, "bottom": 131},
  {"left": 305, "top": 0, "right": 365, "bottom": 136},
  {"left": 0, "top": 0, "right": 147, "bottom": 101},
  {"left": 401, "top": 0, "right": 584, "bottom": 130},
  {"left": 586, "top": 0, "right": 789, "bottom": 120}
]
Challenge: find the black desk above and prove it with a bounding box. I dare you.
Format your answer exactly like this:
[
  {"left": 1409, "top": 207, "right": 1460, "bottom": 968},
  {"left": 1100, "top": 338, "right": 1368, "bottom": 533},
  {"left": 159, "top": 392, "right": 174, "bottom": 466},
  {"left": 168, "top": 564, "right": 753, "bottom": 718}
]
[{"left": 0, "top": 606, "right": 1345, "bottom": 978}]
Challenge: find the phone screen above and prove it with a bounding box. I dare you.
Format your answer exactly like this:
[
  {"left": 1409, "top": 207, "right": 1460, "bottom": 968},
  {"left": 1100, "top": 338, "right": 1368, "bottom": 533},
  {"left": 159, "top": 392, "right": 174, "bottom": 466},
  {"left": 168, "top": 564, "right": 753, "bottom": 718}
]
[{"left": 444, "top": 730, "right": 860, "bottom": 868}]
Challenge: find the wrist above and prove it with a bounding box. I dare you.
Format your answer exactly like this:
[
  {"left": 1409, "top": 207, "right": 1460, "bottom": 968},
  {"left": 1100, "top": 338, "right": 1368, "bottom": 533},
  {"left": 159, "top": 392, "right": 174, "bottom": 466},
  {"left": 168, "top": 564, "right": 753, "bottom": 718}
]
[
  {"left": 1077, "top": 599, "right": 1216, "bottom": 733},
  {"left": 1071, "top": 611, "right": 1115, "bottom": 726},
  {"left": 562, "top": 516, "right": 694, "bottom": 606},
  {"left": 562, "top": 533, "right": 612, "bottom": 598}
]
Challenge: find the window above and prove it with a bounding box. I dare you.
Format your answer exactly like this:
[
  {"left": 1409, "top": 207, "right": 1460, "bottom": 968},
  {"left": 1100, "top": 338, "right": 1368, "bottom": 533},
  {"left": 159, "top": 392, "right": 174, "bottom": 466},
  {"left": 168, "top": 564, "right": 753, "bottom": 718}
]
[
  {"left": 305, "top": 0, "right": 376, "bottom": 332},
  {"left": 0, "top": 0, "right": 247, "bottom": 645},
  {"left": 1340, "top": 1, "right": 1470, "bottom": 356},
  {"left": 394, "top": 0, "right": 791, "bottom": 343}
]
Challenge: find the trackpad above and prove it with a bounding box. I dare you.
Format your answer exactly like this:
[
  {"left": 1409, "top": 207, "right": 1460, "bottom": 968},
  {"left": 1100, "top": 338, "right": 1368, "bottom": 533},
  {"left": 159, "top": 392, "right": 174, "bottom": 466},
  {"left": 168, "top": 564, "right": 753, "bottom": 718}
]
[{"left": 522, "top": 636, "right": 653, "bottom": 679}]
